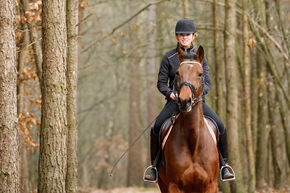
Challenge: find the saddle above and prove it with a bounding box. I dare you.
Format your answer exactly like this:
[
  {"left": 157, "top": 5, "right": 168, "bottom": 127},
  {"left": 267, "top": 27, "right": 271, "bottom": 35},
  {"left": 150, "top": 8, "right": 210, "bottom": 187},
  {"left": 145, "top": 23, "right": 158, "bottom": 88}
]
[{"left": 159, "top": 115, "right": 219, "bottom": 150}]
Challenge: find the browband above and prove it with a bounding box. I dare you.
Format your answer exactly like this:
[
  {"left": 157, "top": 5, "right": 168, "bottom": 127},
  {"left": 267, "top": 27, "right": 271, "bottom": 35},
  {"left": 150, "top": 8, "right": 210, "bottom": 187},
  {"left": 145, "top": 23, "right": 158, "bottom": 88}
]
[{"left": 180, "top": 61, "right": 202, "bottom": 67}]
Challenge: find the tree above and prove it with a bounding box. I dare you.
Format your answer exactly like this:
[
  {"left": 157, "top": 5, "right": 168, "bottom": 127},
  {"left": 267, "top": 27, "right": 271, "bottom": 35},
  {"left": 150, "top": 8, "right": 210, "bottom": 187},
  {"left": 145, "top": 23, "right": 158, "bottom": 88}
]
[
  {"left": 17, "top": 4, "right": 30, "bottom": 192},
  {"left": 0, "top": 0, "right": 20, "bottom": 192},
  {"left": 38, "top": 0, "right": 68, "bottom": 192},
  {"left": 146, "top": 0, "right": 158, "bottom": 142},
  {"left": 127, "top": 0, "right": 143, "bottom": 186},
  {"left": 224, "top": 0, "right": 245, "bottom": 192},
  {"left": 213, "top": 2, "right": 230, "bottom": 192},
  {"left": 66, "top": 0, "right": 79, "bottom": 192},
  {"left": 253, "top": 0, "right": 270, "bottom": 188},
  {"left": 242, "top": 0, "right": 255, "bottom": 192},
  {"left": 21, "top": 0, "right": 42, "bottom": 84}
]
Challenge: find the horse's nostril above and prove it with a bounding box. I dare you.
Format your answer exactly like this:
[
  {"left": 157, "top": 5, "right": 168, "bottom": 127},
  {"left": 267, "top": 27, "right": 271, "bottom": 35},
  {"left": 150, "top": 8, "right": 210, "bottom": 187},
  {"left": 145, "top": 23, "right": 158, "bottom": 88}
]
[{"left": 186, "top": 98, "right": 192, "bottom": 106}]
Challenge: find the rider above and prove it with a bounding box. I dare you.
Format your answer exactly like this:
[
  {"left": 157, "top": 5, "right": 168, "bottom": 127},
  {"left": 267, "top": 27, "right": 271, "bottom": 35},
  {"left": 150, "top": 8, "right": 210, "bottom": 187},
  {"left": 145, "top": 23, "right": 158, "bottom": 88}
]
[{"left": 144, "top": 18, "right": 235, "bottom": 182}]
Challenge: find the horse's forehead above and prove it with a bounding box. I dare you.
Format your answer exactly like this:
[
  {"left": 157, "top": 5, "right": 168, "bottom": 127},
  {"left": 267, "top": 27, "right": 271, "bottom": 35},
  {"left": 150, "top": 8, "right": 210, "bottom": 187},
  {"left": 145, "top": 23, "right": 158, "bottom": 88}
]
[{"left": 178, "top": 62, "right": 202, "bottom": 75}]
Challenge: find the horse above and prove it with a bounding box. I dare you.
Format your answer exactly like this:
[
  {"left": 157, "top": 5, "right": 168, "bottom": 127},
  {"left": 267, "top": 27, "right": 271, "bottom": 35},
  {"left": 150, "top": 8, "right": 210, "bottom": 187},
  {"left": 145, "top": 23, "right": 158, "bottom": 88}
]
[{"left": 157, "top": 45, "right": 219, "bottom": 193}]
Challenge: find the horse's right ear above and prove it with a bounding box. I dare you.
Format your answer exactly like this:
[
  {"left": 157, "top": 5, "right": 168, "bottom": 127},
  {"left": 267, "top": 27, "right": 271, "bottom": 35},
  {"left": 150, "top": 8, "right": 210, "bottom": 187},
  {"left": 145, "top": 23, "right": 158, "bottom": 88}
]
[{"left": 195, "top": 46, "right": 204, "bottom": 63}]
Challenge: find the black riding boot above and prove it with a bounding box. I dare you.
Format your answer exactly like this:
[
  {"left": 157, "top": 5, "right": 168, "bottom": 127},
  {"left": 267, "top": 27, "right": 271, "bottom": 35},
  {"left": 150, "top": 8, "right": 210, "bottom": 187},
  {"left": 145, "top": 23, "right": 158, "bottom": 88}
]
[
  {"left": 218, "top": 131, "right": 235, "bottom": 181},
  {"left": 144, "top": 129, "right": 160, "bottom": 182}
]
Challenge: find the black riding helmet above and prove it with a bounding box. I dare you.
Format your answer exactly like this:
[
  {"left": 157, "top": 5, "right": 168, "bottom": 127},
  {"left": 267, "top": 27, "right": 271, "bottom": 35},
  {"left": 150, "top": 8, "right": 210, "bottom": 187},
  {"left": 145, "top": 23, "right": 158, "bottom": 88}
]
[{"left": 175, "top": 18, "right": 196, "bottom": 34}]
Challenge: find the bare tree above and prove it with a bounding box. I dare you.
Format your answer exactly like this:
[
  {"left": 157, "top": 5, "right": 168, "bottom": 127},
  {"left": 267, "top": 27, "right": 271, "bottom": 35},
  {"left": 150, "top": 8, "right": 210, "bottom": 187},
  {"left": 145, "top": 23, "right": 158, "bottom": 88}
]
[
  {"left": 66, "top": 0, "right": 79, "bottom": 192},
  {"left": 21, "top": 0, "right": 43, "bottom": 84},
  {"left": 127, "top": 0, "right": 143, "bottom": 187},
  {"left": 224, "top": 0, "right": 245, "bottom": 192},
  {"left": 146, "top": 0, "right": 158, "bottom": 138},
  {"left": 183, "top": 0, "right": 189, "bottom": 18},
  {"left": 0, "top": 0, "right": 20, "bottom": 192},
  {"left": 38, "top": 0, "right": 67, "bottom": 192},
  {"left": 242, "top": 0, "right": 255, "bottom": 192},
  {"left": 17, "top": 5, "right": 30, "bottom": 192}
]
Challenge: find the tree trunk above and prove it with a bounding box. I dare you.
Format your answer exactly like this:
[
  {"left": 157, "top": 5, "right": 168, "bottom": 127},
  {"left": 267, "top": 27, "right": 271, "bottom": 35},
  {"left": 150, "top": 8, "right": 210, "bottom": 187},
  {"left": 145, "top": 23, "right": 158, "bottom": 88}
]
[
  {"left": 213, "top": 1, "right": 230, "bottom": 192},
  {"left": 255, "top": 0, "right": 271, "bottom": 188},
  {"left": 127, "top": 0, "right": 143, "bottom": 187},
  {"left": 277, "top": 88, "right": 290, "bottom": 166},
  {"left": 267, "top": 80, "right": 283, "bottom": 188},
  {"left": 224, "top": 0, "right": 245, "bottom": 192},
  {"left": 242, "top": 0, "right": 256, "bottom": 192},
  {"left": 145, "top": 0, "right": 158, "bottom": 173},
  {"left": 66, "top": 0, "right": 79, "bottom": 192},
  {"left": 17, "top": 5, "right": 30, "bottom": 192},
  {"left": 183, "top": 0, "right": 189, "bottom": 18},
  {"left": 21, "top": 0, "right": 43, "bottom": 84},
  {"left": 38, "top": 0, "right": 68, "bottom": 192},
  {"left": 0, "top": 0, "right": 20, "bottom": 192},
  {"left": 213, "top": 0, "right": 225, "bottom": 121},
  {"left": 250, "top": 47, "right": 258, "bottom": 154},
  {"left": 255, "top": 51, "right": 269, "bottom": 189}
]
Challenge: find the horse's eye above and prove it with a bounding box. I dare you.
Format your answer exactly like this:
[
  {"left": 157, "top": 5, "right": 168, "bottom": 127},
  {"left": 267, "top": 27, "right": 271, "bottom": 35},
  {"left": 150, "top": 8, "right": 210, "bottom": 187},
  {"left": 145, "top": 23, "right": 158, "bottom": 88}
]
[{"left": 198, "top": 73, "right": 203, "bottom": 77}]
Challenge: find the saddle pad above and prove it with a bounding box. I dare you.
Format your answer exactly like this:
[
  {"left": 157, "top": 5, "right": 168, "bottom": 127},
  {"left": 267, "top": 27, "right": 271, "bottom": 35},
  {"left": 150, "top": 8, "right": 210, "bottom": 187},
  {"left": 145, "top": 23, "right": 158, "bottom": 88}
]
[
  {"left": 159, "top": 115, "right": 179, "bottom": 150},
  {"left": 204, "top": 116, "right": 219, "bottom": 144}
]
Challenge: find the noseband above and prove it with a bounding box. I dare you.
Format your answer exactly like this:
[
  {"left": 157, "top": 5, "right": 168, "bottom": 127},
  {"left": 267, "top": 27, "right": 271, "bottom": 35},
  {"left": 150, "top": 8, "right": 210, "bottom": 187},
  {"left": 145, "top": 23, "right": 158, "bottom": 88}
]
[{"left": 177, "top": 61, "right": 203, "bottom": 107}]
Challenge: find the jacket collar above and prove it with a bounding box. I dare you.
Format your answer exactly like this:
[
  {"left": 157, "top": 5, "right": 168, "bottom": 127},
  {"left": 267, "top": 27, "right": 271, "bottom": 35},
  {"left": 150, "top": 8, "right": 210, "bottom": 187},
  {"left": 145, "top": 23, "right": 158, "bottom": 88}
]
[{"left": 176, "top": 42, "right": 195, "bottom": 53}]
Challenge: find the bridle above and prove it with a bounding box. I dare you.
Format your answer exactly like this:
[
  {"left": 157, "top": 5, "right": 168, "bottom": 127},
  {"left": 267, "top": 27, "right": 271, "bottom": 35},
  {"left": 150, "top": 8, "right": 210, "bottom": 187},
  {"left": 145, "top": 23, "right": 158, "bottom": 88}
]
[{"left": 176, "top": 61, "right": 203, "bottom": 108}]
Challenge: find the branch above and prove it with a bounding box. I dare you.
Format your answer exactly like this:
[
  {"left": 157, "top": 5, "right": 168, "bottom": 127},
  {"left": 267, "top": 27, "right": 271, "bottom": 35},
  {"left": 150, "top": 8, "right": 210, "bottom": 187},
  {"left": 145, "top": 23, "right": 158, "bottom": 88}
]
[
  {"left": 111, "top": 0, "right": 168, "bottom": 35},
  {"left": 249, "top": 22, "right": 290, "bottom": 107},
  {"left": 248, "top": 16, "right": 289, "bottom": 64},
  {"left": 82, "top": 0, "right": 169, "bottom": 53}
]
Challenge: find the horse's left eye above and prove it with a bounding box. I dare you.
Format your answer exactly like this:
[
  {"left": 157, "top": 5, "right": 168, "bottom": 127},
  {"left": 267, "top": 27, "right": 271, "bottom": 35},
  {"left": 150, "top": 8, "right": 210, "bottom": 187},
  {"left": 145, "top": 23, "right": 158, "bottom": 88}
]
[{"left": 198, "top": 73, "right": 203, "bottom": 77}]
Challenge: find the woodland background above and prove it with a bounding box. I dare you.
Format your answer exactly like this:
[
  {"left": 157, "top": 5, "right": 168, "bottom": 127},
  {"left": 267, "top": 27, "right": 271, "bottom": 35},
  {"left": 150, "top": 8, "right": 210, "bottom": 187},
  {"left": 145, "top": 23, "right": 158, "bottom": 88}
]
[{"left": 0, "top": 0, "right": 289, "bottom": 193}]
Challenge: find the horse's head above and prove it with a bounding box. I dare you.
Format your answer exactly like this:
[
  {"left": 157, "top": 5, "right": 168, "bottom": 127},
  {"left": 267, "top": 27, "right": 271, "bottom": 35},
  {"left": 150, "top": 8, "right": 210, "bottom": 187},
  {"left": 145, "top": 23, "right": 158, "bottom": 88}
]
[{"left": 176, "top": 45, "right": 204, "bottom": 112}]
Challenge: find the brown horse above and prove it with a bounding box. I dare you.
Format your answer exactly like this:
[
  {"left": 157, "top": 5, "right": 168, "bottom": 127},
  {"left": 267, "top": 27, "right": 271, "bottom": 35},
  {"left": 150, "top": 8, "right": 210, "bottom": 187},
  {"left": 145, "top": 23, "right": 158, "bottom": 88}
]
[{"left": 157, "top": 46, "right": 219, "bottom": 193}]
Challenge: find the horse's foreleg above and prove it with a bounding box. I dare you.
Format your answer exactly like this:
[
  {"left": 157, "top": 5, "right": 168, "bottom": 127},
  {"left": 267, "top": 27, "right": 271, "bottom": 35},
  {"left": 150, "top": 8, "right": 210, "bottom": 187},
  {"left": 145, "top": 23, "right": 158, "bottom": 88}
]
[
  {"left": 168, "top": 183, "right": 184, "bottom": 193},
  {"left": 158, "top": 178, "right": 168, "bottom": 193},
  {"left": 208, "top": 182, "right": 218, "bottom": 193}
]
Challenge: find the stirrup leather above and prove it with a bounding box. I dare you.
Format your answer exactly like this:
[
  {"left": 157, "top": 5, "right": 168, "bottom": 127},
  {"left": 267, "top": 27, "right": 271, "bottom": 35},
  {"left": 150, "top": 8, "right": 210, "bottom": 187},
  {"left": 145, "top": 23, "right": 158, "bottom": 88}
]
[
  {"left": 220, "top": 164, "right": 235, "bottom": 182},
  {"left": 143, "top": 165, "right": 158, "bottom": 183}
]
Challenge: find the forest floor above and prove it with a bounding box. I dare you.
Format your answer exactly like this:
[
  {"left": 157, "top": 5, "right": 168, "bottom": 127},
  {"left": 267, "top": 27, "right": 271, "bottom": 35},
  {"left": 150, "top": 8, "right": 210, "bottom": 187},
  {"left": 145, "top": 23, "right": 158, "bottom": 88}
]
[{"left": 81, "top": 186, "right": 290, "bottom": 193}]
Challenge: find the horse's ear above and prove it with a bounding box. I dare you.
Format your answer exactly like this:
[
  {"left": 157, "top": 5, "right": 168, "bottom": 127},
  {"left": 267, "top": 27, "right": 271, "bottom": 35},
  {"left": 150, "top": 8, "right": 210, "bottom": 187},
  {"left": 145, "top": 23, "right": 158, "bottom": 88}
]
[
  {"left": 195, "top": 46, "right": 204, "bottom": 63},
  {"left": 177, "top": 45, "right": 185, "bottom": 61}
]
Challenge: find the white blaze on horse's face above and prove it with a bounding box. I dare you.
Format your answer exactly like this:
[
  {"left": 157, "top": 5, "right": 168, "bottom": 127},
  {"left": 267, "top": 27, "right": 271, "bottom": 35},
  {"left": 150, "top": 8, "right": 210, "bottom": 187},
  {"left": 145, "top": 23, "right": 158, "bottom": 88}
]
[{"left": 177, "top": 60, "right": 203, "bottom": 112}]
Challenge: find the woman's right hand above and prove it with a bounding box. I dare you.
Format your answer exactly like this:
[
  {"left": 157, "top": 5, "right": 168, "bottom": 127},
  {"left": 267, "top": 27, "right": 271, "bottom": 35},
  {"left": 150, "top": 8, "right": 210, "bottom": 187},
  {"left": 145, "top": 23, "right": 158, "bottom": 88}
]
[{"left": 170, "top": 92, "right": 177, "bottom": 100}]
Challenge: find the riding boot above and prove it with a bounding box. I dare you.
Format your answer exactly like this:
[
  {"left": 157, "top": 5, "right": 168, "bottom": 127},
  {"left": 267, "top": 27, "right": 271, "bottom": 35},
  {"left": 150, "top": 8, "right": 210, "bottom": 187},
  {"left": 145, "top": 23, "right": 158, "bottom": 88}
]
[
  {"left": 144, "top": 129, "right": 160, "bottom": 182},
  {"left": 218, "top": 131, "right": 235, "bottom": 181}
]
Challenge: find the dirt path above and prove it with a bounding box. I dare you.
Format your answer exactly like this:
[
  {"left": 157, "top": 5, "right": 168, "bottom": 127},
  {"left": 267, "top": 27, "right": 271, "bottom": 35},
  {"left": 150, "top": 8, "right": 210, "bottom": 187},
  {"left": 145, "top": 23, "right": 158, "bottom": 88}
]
[
  {"left": 83, "top": 187, "right": 289, "bottom": 193},
  {"left": 86, "top": 187, "right": 159, "bottom": 193}
]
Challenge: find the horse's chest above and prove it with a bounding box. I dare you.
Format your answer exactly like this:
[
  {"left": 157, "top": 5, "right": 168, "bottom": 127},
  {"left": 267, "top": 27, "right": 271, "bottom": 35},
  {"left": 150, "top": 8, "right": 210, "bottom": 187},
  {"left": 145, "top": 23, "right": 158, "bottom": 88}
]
[{"left": 165, "top": 139, "right": 211, "bottom": 191}]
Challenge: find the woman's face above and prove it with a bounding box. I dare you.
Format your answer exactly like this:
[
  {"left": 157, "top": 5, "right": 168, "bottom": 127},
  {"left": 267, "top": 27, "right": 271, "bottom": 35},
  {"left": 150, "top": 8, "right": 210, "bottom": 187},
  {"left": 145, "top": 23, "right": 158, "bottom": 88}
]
[{"left": 176, "top": 33, "right": 195, "bottom": 48}]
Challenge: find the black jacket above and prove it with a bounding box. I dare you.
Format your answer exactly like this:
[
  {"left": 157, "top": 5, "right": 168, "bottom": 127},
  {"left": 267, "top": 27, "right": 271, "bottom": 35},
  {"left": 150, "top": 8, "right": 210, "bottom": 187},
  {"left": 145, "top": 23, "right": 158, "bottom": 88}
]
[{"left": 157, "top": 45, "right": 211, "bottom": 102}]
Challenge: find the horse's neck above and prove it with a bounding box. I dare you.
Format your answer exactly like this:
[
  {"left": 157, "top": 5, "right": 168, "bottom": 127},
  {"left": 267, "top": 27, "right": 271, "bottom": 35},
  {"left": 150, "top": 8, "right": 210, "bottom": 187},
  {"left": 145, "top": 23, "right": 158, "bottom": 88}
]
[
  {"left": 180, "top": 102, "right": 205, "bottom": 150},
  {"left": 181, "top": 102, "right": 204, "bottom": 129}
]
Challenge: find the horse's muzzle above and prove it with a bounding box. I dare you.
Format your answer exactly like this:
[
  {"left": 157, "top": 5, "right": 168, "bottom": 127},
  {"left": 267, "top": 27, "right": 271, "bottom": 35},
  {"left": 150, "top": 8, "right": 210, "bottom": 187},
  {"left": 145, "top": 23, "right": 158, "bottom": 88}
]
[{"left": 177, "top": 97, "right": 192, "bottom": 112}]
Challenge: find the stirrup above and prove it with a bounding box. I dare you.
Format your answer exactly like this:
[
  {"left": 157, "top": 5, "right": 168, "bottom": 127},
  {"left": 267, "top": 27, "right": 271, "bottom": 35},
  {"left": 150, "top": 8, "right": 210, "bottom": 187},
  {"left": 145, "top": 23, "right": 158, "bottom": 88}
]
[
  {"left": 143, "top": 165, "right": 158, "bottom": 183},
  {"left": 220, "top": 164, "right": 235, "bottom": 182}
]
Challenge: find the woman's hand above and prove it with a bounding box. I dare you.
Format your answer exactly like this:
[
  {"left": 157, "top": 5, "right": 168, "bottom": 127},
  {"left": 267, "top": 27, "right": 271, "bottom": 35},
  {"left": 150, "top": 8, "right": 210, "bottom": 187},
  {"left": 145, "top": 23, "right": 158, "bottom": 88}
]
[{"left": 170, "top": 92, "right": 177, "bottom": 100}]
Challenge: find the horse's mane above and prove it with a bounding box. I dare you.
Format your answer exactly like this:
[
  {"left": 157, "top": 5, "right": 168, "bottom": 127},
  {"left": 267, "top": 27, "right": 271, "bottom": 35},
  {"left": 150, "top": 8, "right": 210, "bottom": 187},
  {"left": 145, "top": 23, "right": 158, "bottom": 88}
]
[{"left": 181, "top": 53, "right": 195, "bottom": 60}]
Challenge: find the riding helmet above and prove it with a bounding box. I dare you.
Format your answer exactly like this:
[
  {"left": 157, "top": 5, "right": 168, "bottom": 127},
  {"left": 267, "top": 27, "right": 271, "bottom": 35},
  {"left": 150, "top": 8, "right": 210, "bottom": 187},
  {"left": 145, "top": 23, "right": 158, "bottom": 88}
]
[{"left": 175, "top": 18, "right": 196, "bottom": 34}]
